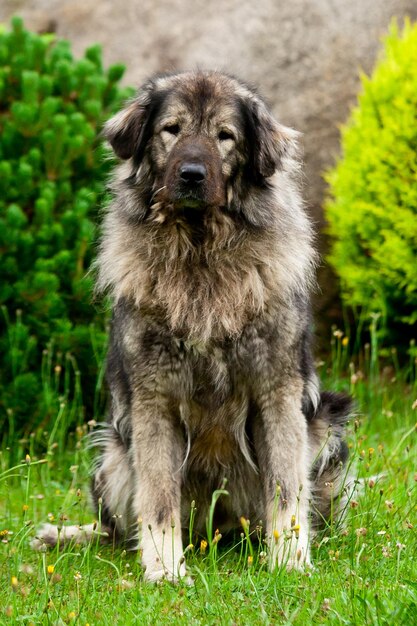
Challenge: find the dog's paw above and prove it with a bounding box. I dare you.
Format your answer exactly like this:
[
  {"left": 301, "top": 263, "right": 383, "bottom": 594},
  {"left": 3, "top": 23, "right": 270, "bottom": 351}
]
[
  {"left": 31, "top": 523, "right": 59, "bottom": 551},
  {"left": 268, "top": 531, "right": 312, "bottom": 573},
  {"left": 285, "top": 553, "right": 314, "bottom": 573},
  {"left": 143, "top": 558, "right": 191, "bottom": 585},
  {"left": 31, "top": 522, "right": 109, "bottom": 551}
]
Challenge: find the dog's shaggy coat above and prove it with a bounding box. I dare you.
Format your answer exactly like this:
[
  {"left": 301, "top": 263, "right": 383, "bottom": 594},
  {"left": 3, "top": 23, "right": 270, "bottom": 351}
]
[{"left": 33, "top": 70, "right": 351, "bottom": 582}]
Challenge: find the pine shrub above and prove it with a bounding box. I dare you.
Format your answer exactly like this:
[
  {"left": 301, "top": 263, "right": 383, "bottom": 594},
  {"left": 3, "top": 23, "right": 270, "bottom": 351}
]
[
  {"left": 325, "top": 20, "right": 417, "bottom": 347},
  {"left": 0, "top": 17, "right": 133, "bottom": 435}
]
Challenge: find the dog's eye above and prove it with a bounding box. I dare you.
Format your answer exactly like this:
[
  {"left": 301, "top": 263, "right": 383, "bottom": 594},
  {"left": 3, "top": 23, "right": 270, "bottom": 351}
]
[
  {"left": 218, "top": 130, "right": 235, "bottom": 141},
  {"left": 163, "top": 124, "right": 180, "bottom": 136}
]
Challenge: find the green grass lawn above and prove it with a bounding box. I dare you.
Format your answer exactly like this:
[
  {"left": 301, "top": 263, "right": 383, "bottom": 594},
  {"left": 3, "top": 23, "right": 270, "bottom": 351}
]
[{"left": 1, "top": 334, "right": 416, "bottom": 625}]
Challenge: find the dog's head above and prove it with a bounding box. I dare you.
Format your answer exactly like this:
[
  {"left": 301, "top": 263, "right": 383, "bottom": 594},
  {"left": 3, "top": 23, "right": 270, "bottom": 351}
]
[{"left": 104, "top": 71, "right": 299, "bottom": 223}]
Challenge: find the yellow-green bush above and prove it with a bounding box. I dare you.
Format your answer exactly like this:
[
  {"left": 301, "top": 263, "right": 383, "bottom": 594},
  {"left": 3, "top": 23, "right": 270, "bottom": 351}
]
[{"left": 325, "top": 21, "right": 417, "bottom": 345}]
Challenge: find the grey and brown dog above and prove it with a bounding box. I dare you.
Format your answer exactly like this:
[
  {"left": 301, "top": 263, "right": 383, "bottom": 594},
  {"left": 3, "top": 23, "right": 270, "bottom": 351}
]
[{"left": 34, "top": 70, "right": 351, "bottom": 582}]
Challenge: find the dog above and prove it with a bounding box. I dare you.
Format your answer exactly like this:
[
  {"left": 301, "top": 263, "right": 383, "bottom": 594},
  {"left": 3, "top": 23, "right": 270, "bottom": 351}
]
[{"left": 33, "top": 70, "right": 351, "bottom": 582}]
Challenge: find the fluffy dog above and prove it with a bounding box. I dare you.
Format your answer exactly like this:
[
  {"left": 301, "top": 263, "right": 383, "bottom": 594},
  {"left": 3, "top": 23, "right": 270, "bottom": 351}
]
[{"left": 33, "top": 70, "right": 351, "bottom": 582}]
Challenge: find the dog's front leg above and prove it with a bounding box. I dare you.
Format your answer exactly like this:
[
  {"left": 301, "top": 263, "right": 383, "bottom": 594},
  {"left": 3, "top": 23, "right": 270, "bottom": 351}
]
[
  {"left": 131, "top": 397, "right": 186, "bottom": 583},
  {"left": 254, "top": 382, "right": 312, "bottom": 571}
]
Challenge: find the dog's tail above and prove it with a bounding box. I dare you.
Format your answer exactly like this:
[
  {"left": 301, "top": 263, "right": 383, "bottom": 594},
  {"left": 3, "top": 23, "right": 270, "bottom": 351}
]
[{"left": 308, "top": 391, "right": 354, "bottom": 532}]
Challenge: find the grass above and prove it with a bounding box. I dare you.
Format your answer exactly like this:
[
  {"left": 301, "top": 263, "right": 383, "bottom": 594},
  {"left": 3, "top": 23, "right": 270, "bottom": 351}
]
[{"left": 1, "top": 329, "right": 417, "bottom": 625}]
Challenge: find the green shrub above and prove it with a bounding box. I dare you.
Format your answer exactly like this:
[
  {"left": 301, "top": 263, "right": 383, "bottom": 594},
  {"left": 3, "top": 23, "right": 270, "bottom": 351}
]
[
  {"left": 325, "top": 20, "right": 417, "bottom": 346},
  {"left": 0, "top": 17, "right": 133, "bottom": 436}
]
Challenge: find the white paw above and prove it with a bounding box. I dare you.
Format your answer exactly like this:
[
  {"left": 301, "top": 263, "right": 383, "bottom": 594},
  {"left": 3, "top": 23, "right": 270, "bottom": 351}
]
[
  {"left": 268, "top": 531, "right": 311, "bottom": 572},
  {"left": 143, "top": 558, "right": 191, "bottom": 584},
  {"left": 31, "top": 523, "right": 59, "bottom": 551}
]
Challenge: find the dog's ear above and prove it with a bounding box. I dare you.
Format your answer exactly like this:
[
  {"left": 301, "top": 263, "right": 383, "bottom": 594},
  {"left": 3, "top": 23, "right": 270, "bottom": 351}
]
[
  {"left": 103, "top": 82, "right": 164, "bottom": 161},
  {"left": 243, "top": 96, "right": 300, "bottom": 180}
]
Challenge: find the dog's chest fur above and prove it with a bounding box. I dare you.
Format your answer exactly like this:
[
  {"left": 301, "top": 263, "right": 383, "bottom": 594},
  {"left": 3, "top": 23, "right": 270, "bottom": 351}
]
[
  {"left": 114, "top": 304, "right": 276, "bottom": 472},
  {"left": 178, "top": 341, "right": 253, "bottom": 470}
]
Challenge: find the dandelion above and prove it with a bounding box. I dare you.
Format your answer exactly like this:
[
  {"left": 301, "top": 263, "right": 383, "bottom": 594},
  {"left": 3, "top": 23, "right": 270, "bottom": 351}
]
[
  {"left": 342, "top": 337, "right": 349, "bottom": 347},
  {"left": 273, "top": 529, "right": 280, "bottom": 544},
  {"left": 212, "top": 529, "right": 222, "bottom": 545},
  {"left": 259, "top": 551, "right": 267, "bottom": 564},
  {"left": 292, "top": 524, "right": 300, "bottom": 538},
  {"left": 73, "top": 571, "right": 82, "bottom": 581},
  {"left": 68, "top": 612, "right": 77, "bottom": 620},
  {"left": 25, "top": 454, "right": 31, "bottom": 464},
  {"left": 247, "top": 555, "right": 253, "bottom": 567},
  {"left": 47, "top": 513, "right": 55, "bottom": 522},
  {"left": 382, "top": 545, "right": 392, "bottom": 558},
  {"left": 22, "top": 504, "right": 29, "bottom": 512},
  {"left": 240, "top": 517, "right": 249, "bottom": 532},
  {"left": 11, "top": 576, "right": 18, "bottom": 589},
  {"left": 368, "top": 447, "right": 374, "bottom": 457},
  {"left": 333, "top": 329, "right": 343, "bottom": 339},
  {"left": 200, "top": 539, "right": 208, "bottom": 554},
  {"left": 120, "top": 579, "right": 134, "bottom": 590},
  {"left": 47, "top": 565, "right": 54, "bottom": 575}
]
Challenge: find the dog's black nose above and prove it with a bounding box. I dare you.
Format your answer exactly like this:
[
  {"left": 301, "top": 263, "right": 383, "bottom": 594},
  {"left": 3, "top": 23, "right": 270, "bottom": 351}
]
[{"left": 179, "top": 163, "right": 206, "bottom": 184}]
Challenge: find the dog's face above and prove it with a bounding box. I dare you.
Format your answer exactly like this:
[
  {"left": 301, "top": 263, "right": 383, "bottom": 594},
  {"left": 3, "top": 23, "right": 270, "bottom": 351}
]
[{"left": 104, "top": 71, "right": 298, "bottom": 224}]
